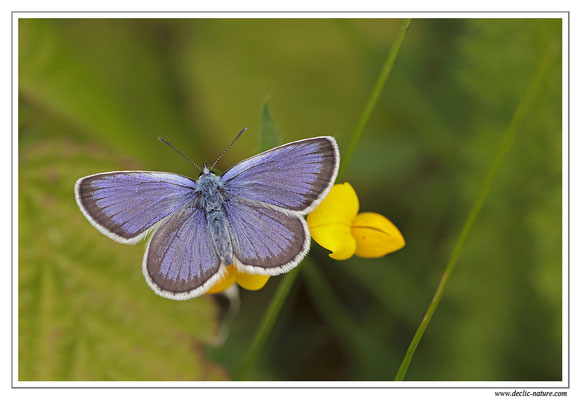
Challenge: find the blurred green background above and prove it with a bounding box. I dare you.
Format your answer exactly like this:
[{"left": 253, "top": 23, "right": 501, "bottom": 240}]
[{"left": 18, "top": 18, "right": 562, "bottom": 381}]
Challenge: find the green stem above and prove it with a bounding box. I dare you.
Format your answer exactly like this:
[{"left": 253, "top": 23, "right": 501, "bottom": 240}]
[
  {"left": 302, "top": 258, "right": 390, "bottom": 379},
  {"left": 394, "top": 42, "right": 558, "bottom": 381},
  {"left": 339, "top": 18, "right": 412, "bottom": 180},
  {"left": 235, "top": 265, "right": 301, "bottom": 379}
]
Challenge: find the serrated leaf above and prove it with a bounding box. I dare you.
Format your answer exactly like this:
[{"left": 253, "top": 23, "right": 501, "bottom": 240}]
[
  {"left": 19, "top": 138, "right": 226, "bottom": 381},
  {"left": 259, "top": 100, "right": 282, "bottom": 151}
]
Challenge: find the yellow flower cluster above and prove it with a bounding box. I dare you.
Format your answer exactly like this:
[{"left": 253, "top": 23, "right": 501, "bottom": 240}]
[
  {"left": 207, "top": 183, "right": 404, "bottom": 294},
  {"left": 307, "top": 183, "right": 405, "bottom": 260}
]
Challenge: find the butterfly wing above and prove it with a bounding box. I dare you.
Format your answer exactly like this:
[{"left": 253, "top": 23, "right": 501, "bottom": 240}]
[
  {"left": 225, "top": 197, "right": 309, "bottom": 275},
  {"left": 143, "top": 206, "right": 223, "bottom": 300},
  {"left": 75, "top": 171, "right": 198, "bottom": 244},
  {"left": 221, "top": 136, "right": 339, "bottom": 214},
  {"left": 221, "top": 136, "right": 338, "bottom": 273}
]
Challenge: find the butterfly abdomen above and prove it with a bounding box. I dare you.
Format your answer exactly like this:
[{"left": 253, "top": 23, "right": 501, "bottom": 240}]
[
  {"left": 208, "top": 210, "right": 233, "bottom": 266},
  {"left": 198, "top": 172, "right": 233, "bottom": 266}
]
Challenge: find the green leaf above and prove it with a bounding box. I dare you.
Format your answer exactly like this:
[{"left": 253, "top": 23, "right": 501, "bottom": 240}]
[
  {"left": 19, "top": 138, "right": 226, "bottom": 381},
  {"left": 258, "top": 100, "right": 282, "bottom": 151}
]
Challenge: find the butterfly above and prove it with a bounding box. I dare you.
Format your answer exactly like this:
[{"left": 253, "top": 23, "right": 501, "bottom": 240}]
[{"left": 74, "top": 131, "right": 339, "bottom": 300}]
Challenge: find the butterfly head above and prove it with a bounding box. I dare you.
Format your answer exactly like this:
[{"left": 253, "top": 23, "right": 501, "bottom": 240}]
[
  {"left": 197, "top": 162, "right": 222, "bottom": 195},
  {"left": 201, "top": 162, "right": 211, "bottom": 175},
  {"left": 201, "top": 162, "right": 218, "bottom": 178}
]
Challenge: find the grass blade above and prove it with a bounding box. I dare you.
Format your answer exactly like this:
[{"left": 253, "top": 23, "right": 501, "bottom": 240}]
[
  {"left": 235, "top": 266, "right": 301, "bottom": 380},
  {"left": 339, "top": 18, "right": 412, "bottom": 180},
  {"left": 394, "top": 42, "right": 558, "bottom": 381}
]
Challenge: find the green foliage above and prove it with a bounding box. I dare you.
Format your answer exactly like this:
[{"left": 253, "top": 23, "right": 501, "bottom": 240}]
[
  {"left": 396, "top": 42, "right": 558, "bottom": 381},
  {"left": 19, "top": 138, "right": 224, "bottom": 380},
  {"left": 19, "top": 19, "right": 200, "bottom": 169}
]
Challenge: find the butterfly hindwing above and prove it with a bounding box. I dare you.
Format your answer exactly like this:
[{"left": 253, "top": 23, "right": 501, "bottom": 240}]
[
  {"left": 75, "top": 171, "right": 197, "bottom": 243},
  {"left": 225, "top": 197, "right": 309, "bottom": 275},
  {"left": 143, "top": 206, "right": 223, "bottom": 300},
  {"left": 221, "top": 136, "right": 339, "bottom": 214}
]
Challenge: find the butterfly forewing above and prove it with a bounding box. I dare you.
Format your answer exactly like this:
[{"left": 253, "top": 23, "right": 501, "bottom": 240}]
[
  {"left": 143, "top": 206, "right": 223, "bottom": 300},
  {"left": 221, "top": 136, "right": 339, "bottom": 214},
  {"left": 75, "top": 171, "right": 198, "bottom": 243},
  {"left": 225, "top": 198, "right": 309, "bottom": 274}
]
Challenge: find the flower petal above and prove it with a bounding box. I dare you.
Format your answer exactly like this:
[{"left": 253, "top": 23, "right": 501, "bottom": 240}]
[
  {"left": 205, "top": 266, "right": 236, "bottom": 294},
  {"left": 307, "top": 183, "right": 359, "bottom": 260},
  {"left": 233, "top": 269, "right": 270, "bottom": 291},
  {"left": 307, "top": 182, "right": 359, "bottom": 228},
  {"left": 351, "top": 212, "right": 405, "bottom": 258},
  {"left": 311, "top": 224, "right": 357, "bottom": 260}
]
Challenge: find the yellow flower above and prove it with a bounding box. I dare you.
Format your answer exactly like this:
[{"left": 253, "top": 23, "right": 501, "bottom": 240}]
[
  {"left": 307, "top": 183, "right": 405, "bottom": 260},
  {"left": 206, "top": 265, "right": 270, "bottom": 294}
]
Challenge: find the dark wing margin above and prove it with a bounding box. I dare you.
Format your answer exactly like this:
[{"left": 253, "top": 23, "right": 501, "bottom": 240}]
[
  {"left": 225, "top": 197, "right": 310, "bottom": 275},
  {"left": 74, "top": 171, "right": 198, "bottom": 244},
  {"left": 221, "top": 136, "right": 339, "bottom": 214},
  {"left": 143, "top": 206, "right": 224, "bottom": 300}
]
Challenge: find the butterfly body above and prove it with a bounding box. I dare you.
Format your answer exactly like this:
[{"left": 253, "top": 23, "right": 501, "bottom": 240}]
[
  {"left": 75, "top": 136, "right": 339, "bottom": 300},
  {"left": 195, "top": 171, "right": 234, "bottom": 266}
]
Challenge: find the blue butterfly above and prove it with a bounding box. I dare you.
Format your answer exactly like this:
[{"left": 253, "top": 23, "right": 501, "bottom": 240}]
[{"left": 74, "top": 131, "right": 339, "bottom": 300}]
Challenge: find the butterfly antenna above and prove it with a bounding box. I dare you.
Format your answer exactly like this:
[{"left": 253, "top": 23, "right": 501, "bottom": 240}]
[
  {"left": 158, "top": 137, "right": 202, "bottom": 171},
  {"left": 210, "top": 127, "right": 247, "bottom": 170}
]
